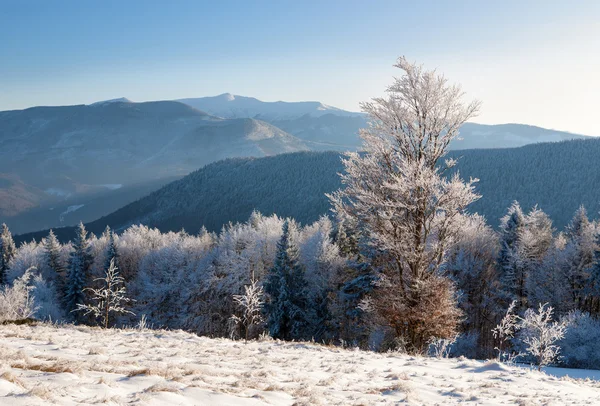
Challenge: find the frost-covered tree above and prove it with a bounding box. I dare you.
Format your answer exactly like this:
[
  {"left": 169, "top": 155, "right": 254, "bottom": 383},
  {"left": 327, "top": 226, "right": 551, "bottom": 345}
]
[
  {"left": 520, "top": 303, "right": 567, "bottom": 370},
  {"left": 64, "top": 222, "right": 92, "bottom": 316},
  {"left": 75, "top": 259, "right": 134, "bottom": 328},
  {"left": 492, "top": 300, "right": 520, "bottom": 362},
  {"left": 264, "top": 219, "right": 311, "bottom": 341},
  {"left": 586, "top": 232, "right": 600, "bottom": 316},
  {"left": 563, "top": 206, "right": 596, "bottom": 311},
  {"left": 43, "top": 230, "right": 65, "bottom": 286},
  {"left": 328, "top": 56, "right": 480, "bottom": 351},
  {"left": 0, "top": 223, "right": 16, "bottom": 285},
  {"left": 232, "top": 279, "right": 264, "bottom": 341},
  {"left": 0, "top": 268, "right": 38, "bottom": 322},
  {"left": 447, "top": 214, "right": 499, "bottom": 356},
  {"left": 104, "top": 228, "right": 119, "bottom": 273},
  {"left": 496, "top": 202, "right": 525, "bottom": 310}
]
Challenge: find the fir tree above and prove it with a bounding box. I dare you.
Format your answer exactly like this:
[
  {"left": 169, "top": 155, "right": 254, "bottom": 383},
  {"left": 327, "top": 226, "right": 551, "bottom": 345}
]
[
  {"left": 43, "top": 229, "right": 65, "bottom": 287},
  {"left": 104, "top": 228, "right": 119, "bottom": 274},
  {"left": 588, "top": 231, "right": 600, "bottom": 316},
  {"left": 565, "top": 206, "right": 594, "bottom": 309},
  {"left": 64, "top": 222, "right": 92, "bottom": 316},
  {"left": 0, "top": 224, "right": 16, "bottom": 285},
  {"left": 497, "top": 201, "right": 525, "bottom": 309},
  {"left": 264, "top": 219, "right": 310, "bottom": 341},
  {"left": 334, "top": 218, "right": 360, "bottom": 259}
]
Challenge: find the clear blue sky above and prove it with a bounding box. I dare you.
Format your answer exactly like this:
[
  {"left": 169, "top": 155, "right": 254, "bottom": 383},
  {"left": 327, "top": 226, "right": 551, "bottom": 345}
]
[{"left": 1, "top": 0, "right": 599, "bottom": 135}]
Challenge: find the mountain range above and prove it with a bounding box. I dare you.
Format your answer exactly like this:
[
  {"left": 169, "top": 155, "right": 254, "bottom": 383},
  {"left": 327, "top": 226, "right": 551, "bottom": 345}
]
[{"left": 0, "top": 93, "right": 591, "bottom": 235}]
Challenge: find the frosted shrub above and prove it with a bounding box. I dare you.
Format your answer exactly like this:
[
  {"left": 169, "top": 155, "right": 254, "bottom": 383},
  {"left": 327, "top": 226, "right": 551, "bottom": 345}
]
[
  {"left": 492, "top": 300, "right": 519, "bottom": 362},
  {"left": 232, "top": 279, "right": 264, "bottom": 341},
  {"left": 520, "top": 303, "right": 567, "bottom": 370},
  {"left": 450, "top": 332, "right": 479, "bottom": 359},
  {"left": 558, "top": 311, "right": 600, "bottom": 369},
  {"left": 31, "top": 274, "right": 64, "bottom": 322},
  {"left": 75, "top": 259, "right": 135, "bottom": 328},
  {"left": 428, "top": 335, "right": 458, "bottom": 358},
  {"left": 0, "top": 268, "right": 38, "bottom": 322}
]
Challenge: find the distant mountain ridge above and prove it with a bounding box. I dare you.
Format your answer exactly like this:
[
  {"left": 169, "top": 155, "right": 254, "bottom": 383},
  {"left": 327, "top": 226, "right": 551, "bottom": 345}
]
[
  {"left": 176, "top": 93, "right": 589, "bottom": 151},
  {"left": 177, "top": 93, "right": 363, "bottom": 120},
  {"left": 0, "top": 100, "right": 308, "bottom": 233}
]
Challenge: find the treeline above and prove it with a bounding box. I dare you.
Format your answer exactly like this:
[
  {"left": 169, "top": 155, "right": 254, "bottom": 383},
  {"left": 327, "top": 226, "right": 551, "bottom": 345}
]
[{"left": 1, "top": 201, "right": 600, "bottom": 368}]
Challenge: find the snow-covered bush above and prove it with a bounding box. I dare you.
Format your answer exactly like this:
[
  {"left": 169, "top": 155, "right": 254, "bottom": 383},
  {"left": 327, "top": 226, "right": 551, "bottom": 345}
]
[
  {"left": 450, "top": 332, "right": 479, "bottom": 359},
  {"left": 231, "top": 279, "right": 264, "bottom": 340},
  {"left": 0, "top": 268, "right": 38, "bottom": 322},
  {"left": 559, "top": 311, "right": 600, "bottom": 369},
  {"left": 31, "top": 274, "right": 64, "bottom": 322},
  {"left": 492, "top": 300, "right": 519, "bottom": 362},
  {"left": 519, "top": 303, "right": 567, "bottom": 370},
  {"left": 428, "top": 335, "right": 458, "bottom": 358},
  {"left": 75, "top": 259, "right": 134, "bottom": 328}
]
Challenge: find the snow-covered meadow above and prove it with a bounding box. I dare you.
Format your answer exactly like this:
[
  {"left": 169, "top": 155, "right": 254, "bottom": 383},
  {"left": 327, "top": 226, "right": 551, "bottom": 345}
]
[{"left": 0, "top": 323, "right": 599, "bottom": 405}]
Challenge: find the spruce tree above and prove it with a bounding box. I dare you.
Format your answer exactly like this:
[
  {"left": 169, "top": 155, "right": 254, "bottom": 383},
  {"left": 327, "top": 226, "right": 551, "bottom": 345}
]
[
  {"left": 264, "top": 219, "right": 310, "bottom": 341},
  {"left": 588, "top": 231, "right": 600, "bottom": 316},
  {"left": 44, "top": 229, "right": 65, "bottom": 286},
  {"left": 104, "top": 228, "right": 118, "bottom": 274},
  {"left": 565, "top": 206, "right": 594, "bottom": 309},
  {"left": 0, "top": 223, "right": 16, "bottom": 285},
  {"left": 64, "top": 222, "right": 92, "bottom": 316},
  {"left": 497, "top": 201, "right": 525, "bottom": 309}
]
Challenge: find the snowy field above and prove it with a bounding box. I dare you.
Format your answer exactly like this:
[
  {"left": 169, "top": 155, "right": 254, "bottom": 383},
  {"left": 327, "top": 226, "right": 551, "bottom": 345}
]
[{"left": 0, "top": 324, "right": 599, "bottom": 405}]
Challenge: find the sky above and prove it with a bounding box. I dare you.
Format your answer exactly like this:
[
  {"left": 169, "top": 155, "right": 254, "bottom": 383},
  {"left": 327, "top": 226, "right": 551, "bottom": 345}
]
[{"left": 1, "top": 0, "right": 599, "bottom": 135}]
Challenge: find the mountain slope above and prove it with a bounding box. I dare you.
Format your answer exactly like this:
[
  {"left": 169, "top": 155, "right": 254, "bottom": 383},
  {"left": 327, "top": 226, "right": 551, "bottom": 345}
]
[
  {"left": 20, "top": 137, "right": 600, "bottom": 243},
  {"left": 0, "top": 100, "right": 308, "bottom": 230}
]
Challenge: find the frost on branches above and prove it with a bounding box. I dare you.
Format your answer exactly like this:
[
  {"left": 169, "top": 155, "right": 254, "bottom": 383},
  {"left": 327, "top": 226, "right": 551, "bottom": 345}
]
[
  {"left": 231, "top": 279, "right": 265, "bottom": 341},
  {"left": 0, "top": 268, "right": 38, "bottom": 322},
  {"left": 75, "top": 259, "right": 134, "bottom": 328},
  {"left": 492, "top": 300, "right": 520, "bottom": 362},
  {"left": 329, "top": 56, "right": 481, "bottom": 352},
  {"left": 520, "top": 303, "right": 567, "bottom": 370}
]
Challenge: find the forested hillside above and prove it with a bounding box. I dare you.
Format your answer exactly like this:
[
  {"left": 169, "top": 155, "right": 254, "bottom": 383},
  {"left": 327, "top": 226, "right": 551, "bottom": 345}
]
[{"left": 17, "top": 137, "right": 600, "bottom": 244}]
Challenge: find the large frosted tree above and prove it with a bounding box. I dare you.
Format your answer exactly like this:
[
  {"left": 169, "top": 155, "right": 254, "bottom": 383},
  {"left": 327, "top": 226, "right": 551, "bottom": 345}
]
[{"left": 329, "top": 57, "right": 481, "bottom": 351}]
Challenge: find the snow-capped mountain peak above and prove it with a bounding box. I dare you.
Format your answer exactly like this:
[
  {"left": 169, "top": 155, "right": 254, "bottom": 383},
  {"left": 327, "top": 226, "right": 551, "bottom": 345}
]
[{"left": 89, "top": 97, "right": 132, "bottom": 106}]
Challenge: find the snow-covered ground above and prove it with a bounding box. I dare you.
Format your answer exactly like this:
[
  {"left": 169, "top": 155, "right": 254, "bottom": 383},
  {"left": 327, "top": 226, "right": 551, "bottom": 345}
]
[{"left": 0, "top": 324, "right": 598, "bottom": 405}]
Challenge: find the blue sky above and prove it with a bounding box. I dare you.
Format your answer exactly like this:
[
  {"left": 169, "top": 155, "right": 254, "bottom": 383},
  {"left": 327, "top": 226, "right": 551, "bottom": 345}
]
[{"left": 1, "top": 0, "right": 599, "bottom": 135}]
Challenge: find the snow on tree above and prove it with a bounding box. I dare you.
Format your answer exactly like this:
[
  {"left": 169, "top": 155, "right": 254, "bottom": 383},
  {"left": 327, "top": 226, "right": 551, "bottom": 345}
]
[
  {"left": 496, "top": 201, "right": 525, "bottom": 310},
  {"left": 0, "top": 268, "right": 38, "bottom": 322},
  {"left": 104, "top": 228, "right": 119, "bottom": 273},
  {"left": 328, "top": 56, "right": 481, "bottom": 351},
  {"left": 264, "top": 219, "right": 311, "bottom": 341},
  {"left": 0, "top": 223, "right": 16, "bottom": 285},
  {"left": 75, "top": 259, "right": 134, "bottom": 328},
  {"left": 492, "top": 300, "right": 520, "bottom": 362},
  {"left": 64, "top": 222, "right": 92, "bottom": 316},
  {"left": 586, "top": 231, "right": 600, "bottom": 316},
  {"left": 446, "top": 214, "right": 500, "bottom": 356},
  {"left": 520, "top": 303, "right": 567, "bottom": 370},
  {"left": 231, "top": 279, "right": 265, "bottom": 340},
  {"left": 43, "top": 230, "right": 66, "bottom": 287},
  {"left": 563, "top": 206, "right": 597, "bottom": 311}
]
